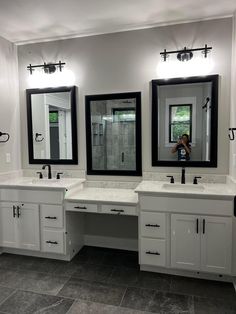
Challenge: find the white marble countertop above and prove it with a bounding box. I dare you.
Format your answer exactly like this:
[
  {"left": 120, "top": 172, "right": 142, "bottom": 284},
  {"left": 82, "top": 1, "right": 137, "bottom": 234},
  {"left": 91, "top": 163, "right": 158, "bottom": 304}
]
[
  {"left": 65, "top": 187, "right": 138, "bottom": 205},
  {"left": 0, "top": 177, "right": 85, "bottom": 191},
  {"left": 135, "top": 180, "right": 236, "bottom": 200}
]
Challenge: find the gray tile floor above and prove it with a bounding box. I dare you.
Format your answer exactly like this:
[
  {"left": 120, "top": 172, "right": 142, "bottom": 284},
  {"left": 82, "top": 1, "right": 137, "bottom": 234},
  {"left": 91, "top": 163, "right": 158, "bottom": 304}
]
[{"left": 0, "top": 246, "right": 235, "bottom": 313}]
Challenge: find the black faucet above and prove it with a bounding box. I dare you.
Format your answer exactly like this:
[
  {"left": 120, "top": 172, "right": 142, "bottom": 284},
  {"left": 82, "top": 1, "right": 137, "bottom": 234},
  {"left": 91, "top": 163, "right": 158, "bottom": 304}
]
[
  {"left": 42, "top": 164, "right": 52, "bottom": 179},
  {"left": 181, "top": 167, "right": 185, "bottom": 184}
]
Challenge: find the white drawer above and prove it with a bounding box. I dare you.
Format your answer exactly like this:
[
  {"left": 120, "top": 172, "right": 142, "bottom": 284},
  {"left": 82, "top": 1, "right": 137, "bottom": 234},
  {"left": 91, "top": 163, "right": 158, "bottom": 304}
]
[
  {"left": 140, "top": 196, "right": 233, "bottom": 216},
  {"left": 41, "top": 230, "right": 64, "bottom": 254},
  {"left": 66, "top": 202, "right": 98, "bottom": 213},
  {"left": 140, "top": 212, "right": 166, "bottom": 238},
  {"left": 101, "top": 204, "right": 137, "bottom": 216},
  {"left": 0, "top": 189, "right": 63, "bottom": 205},
  {"left": 140, "top": 238, "right": 166, "bottom": 267},
  {"left": 41, "top": 205, "right": 63, "bottom": 228}
]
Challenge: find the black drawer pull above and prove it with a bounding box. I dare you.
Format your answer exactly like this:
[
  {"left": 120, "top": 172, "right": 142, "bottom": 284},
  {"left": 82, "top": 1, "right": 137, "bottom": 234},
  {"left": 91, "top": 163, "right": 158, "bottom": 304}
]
[
  {"left": 146, "top": 251, "right": 160, "bottom": 256},
  {"left": 74, "top": 206, "right": 87, "bottom": 210},
  {"left": 45, "top": 216, "right": 57, "bottom": 220},
  {"left": 110, "top": 209, "right": 124, "bottom": 215},
  {"left": 145, "top": 224, "right": 160, "bottom": 228},
  {"left": 46, "top": 241, "right": 58, "bottom": 245}
]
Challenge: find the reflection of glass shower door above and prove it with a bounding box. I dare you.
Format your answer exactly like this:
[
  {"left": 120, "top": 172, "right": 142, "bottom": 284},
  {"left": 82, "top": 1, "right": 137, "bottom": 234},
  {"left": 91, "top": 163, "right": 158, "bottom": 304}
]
[{"left": 106, "top": 121, "right": 135, "bottom": 170}]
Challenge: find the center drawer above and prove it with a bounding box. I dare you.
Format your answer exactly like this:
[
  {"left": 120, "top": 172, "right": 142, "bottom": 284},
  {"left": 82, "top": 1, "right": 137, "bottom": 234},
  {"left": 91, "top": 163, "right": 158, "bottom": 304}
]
[
  {"left": 101, "top": 204, "right": 137, "bottom": 216},
  {"left": 140, "top": 212, "right": 166, "bottom": 238},
  {"left": 66, "top": 202, "right": 98, "bottom": 213}
]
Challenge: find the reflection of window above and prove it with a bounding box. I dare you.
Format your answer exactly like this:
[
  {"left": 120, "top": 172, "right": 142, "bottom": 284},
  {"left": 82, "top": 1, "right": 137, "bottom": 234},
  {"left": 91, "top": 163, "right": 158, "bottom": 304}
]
[
  {"left": 169, "top": 104, "right": 192, "bottom": 143},
  {"left": 113, "top": 108, "right": 136, "bottom": 122},
  {"left": 49, "top": 111, "right": 58, "bottom": 123}
]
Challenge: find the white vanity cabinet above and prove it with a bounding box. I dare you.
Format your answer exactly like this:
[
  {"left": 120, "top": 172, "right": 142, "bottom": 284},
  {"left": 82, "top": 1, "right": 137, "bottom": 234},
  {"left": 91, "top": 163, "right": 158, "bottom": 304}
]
[
  {"left": 138, "top": 193, "right": 234, "bottom": 277},
  {"left": 0, "top": 202, "right": 40, "bottom": 251},
  {"left": 171, "top": 214, "right": 232, "bottom": 274}
]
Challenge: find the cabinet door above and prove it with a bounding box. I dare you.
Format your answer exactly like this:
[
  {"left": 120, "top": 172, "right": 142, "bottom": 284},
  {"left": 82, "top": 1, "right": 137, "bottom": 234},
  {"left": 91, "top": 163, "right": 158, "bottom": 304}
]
[
  {"left": 0, "top": 204, "right": 18, "bottom": 248},
  {"left": 201, "top": 216, "right": 232, "bottom": 274},
  {"left": 17, "top": 204, "right": 40, "bottom": 251},
  {"left": 171, "top": 214, "right": 200, "bottom": 270}
]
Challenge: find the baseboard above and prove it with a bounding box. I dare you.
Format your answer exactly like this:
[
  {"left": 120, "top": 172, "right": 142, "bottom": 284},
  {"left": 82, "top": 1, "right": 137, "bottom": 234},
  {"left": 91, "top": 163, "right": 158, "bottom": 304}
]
[
  {"left": 140, "top": 265, "right": 234, "bottom": 283},
  {"left": 1, "top": 247, "right": 71, "bottom": 261},
  {"left": 84, "top": 234, "right": 138, "bottom": 251}
]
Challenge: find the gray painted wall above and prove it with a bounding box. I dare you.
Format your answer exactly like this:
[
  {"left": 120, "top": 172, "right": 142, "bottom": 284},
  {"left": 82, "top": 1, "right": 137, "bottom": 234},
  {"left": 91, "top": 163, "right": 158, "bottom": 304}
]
[
  {"left": 0, "top": 36, "right": 20, "bottom": 173},
  {"left": 17, "top": 18, "right": 232, "bottom": 175}
]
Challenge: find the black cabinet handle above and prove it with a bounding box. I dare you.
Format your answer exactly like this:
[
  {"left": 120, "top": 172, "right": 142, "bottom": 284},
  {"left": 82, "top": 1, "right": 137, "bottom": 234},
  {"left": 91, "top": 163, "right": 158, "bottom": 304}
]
[
  {"left": 45, "top": 216, "right": 57, "bottom": 220},
  {"left": 12, "top": 205, "right": 16, "bottom": 218},
  {"left": 203, "top": 219, "right": 206, "bottom": 234},
  {"left": 17, "top": 206, "right": 21, "bottom": 218},
  {"left": 196, "top": 219, "right": 199, "bottom": 234},
  {"left": 146, "top": 251, "right": 160, "bottom": 256},
  {"left": 46, "top": 241, "right": 58, "bottom": 245},
  {"left": 74, "top": 206, "right": 87, "bottom": 210},
  {"left": 145, "top": 224, "right": 160, "bottom": 228},
  {"left": 110, "top": 209, "right": 124, "bottom": 214}
]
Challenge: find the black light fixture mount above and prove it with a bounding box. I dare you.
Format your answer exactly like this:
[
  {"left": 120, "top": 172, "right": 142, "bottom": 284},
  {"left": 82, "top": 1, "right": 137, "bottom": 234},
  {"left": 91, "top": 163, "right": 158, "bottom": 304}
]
[
  {"left": 160, "top": 44, "right": 212, "bottom": 62},
  {"left": 27, "top": 61, "right": 66, "bottom": 74}
]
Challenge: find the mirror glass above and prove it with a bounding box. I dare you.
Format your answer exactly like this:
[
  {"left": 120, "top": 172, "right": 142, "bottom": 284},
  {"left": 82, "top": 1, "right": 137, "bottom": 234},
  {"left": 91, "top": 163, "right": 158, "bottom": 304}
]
[
  {"left": 27, "top": 86, "right": 78, "bottom": 164},
  {"left": 86, "top": 92, "right": 142, "bottom": 175},
  {"left": 152, "top": 75, "right": 218, "bottom": 167}
]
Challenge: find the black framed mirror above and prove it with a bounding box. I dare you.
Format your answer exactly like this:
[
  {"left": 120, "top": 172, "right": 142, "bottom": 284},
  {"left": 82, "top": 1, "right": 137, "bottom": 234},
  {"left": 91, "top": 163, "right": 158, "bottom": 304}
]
[
  {"left": 85, "top": 92, "right": 142, "bottom": 176},
  {"left": 26, "top": 86, "right": 78, "bottom": 164},
  {"left": 152, "top": 75, "right": 219, "bottom": 167}
]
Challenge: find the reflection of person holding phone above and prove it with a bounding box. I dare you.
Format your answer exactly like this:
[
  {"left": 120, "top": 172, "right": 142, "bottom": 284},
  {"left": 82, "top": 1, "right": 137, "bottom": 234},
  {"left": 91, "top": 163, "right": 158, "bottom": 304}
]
[{"left": 171, "top": 134, "right": 191, "bottom": 161}]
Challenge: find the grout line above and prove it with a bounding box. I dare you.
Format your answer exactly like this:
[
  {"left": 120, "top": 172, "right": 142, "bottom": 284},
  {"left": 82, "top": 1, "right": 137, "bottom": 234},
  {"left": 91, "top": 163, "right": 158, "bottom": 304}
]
[
  {"left": 65, "top": 299, "right": 77, "bottom": 314},
  {"left": 0, "top": 289, "right": 17, "bottom": 307},
  {"left": 119, "top": 287, "right": 127, "bottom": 307}
]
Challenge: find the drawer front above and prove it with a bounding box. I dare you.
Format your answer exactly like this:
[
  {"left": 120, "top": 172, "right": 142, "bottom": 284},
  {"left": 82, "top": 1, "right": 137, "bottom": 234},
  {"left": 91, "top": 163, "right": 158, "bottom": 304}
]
[
  {"left": 101, "top": 204, "right": 137, "bottom": 216},
  {"left": 140, "top": 196, "right": 233, "bottom": 216},
  {"left": 0, "top": 189, "right": 63, "bottom": 205},
  {"left": 140, "top": 238, "right": 166, "bottom": 267},
  {"left": 42, "top": 230, "right": 64, "bottom": 254},
  {"left": 140, "top": 212, "right": 166, "bottom": 238},
  {"left": 66, "top": 202, "right": 98, "bottom": 213},
  {"left": 41, "top": 205, "right": 63, "bottom": 228}
]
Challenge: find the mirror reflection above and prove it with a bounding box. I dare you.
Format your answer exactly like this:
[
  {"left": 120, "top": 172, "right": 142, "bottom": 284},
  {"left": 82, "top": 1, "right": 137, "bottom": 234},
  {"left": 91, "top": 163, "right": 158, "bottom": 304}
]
[
  {"left": 152, "top": 75, "right": 218, "bottom": 167},
  {"left": 27, "top": 86, "right": 78, "bottom": 164},
  {"left": 86, "top": 93, "right": 142, "bottom": 175}
]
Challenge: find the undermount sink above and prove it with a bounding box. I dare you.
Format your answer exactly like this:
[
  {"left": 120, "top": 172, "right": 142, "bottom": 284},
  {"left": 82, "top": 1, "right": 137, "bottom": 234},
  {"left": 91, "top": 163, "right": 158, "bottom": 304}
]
[{"left": 162, "top": 183, "right": 205, "bottom": 192}]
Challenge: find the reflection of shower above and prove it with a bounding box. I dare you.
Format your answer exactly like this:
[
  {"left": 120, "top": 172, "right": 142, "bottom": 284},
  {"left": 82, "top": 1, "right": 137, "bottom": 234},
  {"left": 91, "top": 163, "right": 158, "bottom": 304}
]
[{"left": 202, "top": 97, "right": 211, "bottom": 112}]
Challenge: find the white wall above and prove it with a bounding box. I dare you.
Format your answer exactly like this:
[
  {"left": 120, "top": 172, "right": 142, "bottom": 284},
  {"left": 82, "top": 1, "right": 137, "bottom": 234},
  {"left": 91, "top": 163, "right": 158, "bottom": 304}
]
[
  {"left": 0, "top": 36, "right": 20, "bottom": 173},
  {"left": 17, "top": 18, "right": 232, "bottom": 175},
  {"left": 229, "top": 13, "right": 236, "bottom": 180}
]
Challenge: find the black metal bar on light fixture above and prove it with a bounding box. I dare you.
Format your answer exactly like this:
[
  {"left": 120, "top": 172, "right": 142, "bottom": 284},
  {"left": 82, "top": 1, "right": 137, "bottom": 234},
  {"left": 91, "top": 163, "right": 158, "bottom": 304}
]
[
  {"left": 27, "top": 61, "right": 66, "bottom": 74},
  {"left": 160, "top": 44, "right": 212, "bottom": 61}
]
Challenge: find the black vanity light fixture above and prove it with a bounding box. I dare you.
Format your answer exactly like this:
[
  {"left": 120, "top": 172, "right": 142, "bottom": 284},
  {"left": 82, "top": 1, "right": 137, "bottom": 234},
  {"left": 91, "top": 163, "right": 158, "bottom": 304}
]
[
  {"left": 0, "top": 131, "right": 10, "bottom": 143},
  {"left": 160, "top": 44, "right": 212, "bottom": 62},
  {"left": 229, "top": 128, "right": 236, "bottom": 141},
  {"left": 27, "top": 61, "right": 66, "bottom": 75}
]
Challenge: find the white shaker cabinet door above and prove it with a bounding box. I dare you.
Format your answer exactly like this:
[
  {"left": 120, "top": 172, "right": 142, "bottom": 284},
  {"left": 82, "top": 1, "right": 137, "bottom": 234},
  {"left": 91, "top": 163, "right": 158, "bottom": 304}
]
[
  {"left": 171, "top": 214, "right": 201, "bottom": 271},
  {"left": 0, "top": 204, "right": 18, "bottom": 248},
  {"left": 17, "top": 204, "right": 40, "bottom": 251},
  {"left": 201, "top": 216, "right": 232, "bottom": 274}
]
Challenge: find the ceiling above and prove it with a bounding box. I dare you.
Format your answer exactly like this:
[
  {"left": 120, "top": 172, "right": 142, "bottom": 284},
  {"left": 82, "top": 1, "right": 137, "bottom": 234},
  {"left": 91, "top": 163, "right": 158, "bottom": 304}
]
[{"left": 0, "top": 0, "right": 235, "bottom": 44}]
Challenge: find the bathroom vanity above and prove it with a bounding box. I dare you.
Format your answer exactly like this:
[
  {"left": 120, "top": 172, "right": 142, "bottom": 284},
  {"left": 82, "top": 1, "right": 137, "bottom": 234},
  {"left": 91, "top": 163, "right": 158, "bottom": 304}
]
[{"left": 0, "top": 176, "right": 235, "bottom": 282}]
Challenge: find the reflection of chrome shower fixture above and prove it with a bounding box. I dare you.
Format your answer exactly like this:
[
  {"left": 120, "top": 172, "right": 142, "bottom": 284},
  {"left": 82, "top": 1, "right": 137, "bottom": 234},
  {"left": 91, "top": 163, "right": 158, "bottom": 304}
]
[
  {"left": 229, "top": 128, "right": 236, "bottom": 141},
  {"left": 202, "top": 97, "right": 211, "bottom": 112},
  {"left": 0, "top": 131, "right": 10, "bottom": 143},
  {"left": 35, "top": 132, "right": 44, "bottom": 142}
]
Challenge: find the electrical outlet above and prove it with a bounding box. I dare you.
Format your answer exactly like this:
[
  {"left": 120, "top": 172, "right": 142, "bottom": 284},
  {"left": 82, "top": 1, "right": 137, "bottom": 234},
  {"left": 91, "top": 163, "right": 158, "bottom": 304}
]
[{"left": 6, "top": 153, "right": 11, "bottom": 163}]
